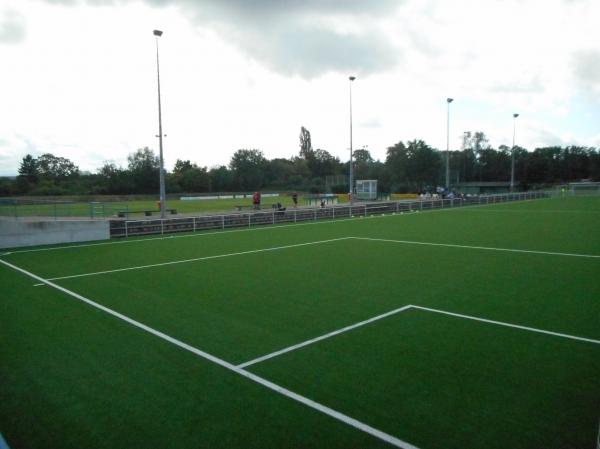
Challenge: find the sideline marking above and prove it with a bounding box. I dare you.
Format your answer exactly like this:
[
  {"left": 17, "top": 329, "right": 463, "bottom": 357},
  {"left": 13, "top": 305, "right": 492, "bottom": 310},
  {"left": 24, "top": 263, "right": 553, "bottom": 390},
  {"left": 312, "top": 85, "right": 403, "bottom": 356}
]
[
  {"left": 411, "top": 305, "right": 600, "bottom": 345},
  {"left": 0, "top": 258, "right": 418, "bottom": 449},
  {"left": 31, "top": 237, "right": 352, "bottom": 285},
  {"left": 352, "top": 237, "right": 600, "bottom": 259},
  {"left": 237, "top": 305, "right": 413, "bottom": 369},
  {"left": 32, "top": 234, "right": 600, "bottom": 286},
  {"left": 459, "top": 209, "right": 600, "bottom": 214}
]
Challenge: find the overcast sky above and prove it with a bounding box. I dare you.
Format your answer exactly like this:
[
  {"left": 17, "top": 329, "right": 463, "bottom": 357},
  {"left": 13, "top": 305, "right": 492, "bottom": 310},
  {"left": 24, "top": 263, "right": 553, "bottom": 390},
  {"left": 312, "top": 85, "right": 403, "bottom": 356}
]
[{"left": 1, "top": 0, "right": 599, "bottom": 176}]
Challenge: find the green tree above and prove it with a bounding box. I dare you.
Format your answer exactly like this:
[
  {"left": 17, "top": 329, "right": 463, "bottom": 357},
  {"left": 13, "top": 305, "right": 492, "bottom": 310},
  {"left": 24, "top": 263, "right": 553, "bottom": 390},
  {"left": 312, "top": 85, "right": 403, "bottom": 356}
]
[
  {"left": 36, "top": 153, "right": 79, "bottom": 180},
  {"left": 208, "top": 166, "right": 233, "bottom": 192},
  {"left": 405, "top": 140, "right": 441, "bottom": 191},
  {"left": 127, "top": 147, "right": 159, "bottom": 193},
  {"left": 18, "top": 154, "right": 39, "bottom": 183},
  {"left": 172, "top": 159, "right": 210, "bottom": 192},
  {"left": 386, "top": 141, "right": 408, "bottom": 191},
  {"left": 229, "top": 149, "right": 268, "bottom": 190}
]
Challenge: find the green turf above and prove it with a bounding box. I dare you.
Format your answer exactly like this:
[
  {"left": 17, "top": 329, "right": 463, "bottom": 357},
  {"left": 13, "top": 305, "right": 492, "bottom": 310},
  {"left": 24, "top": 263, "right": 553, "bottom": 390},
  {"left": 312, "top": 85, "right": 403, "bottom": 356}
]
[
  {"left": 0, "top": 195, "right": 312, "bottom": 219},
  {"left": 1, "top": 195, "right": 599, "bottom": 448}
]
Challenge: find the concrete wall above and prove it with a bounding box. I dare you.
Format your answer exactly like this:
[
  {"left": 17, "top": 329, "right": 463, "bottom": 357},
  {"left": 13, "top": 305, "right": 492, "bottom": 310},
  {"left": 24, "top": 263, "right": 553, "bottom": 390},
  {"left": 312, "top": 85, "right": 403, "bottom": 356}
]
[{"left": 0, "top": 220, "right": 110, "bottom": 249}]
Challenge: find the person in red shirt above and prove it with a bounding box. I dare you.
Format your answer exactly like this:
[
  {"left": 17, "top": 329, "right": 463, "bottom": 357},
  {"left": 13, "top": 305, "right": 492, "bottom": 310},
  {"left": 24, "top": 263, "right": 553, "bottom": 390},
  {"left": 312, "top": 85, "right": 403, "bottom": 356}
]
[{"left": 252, "top": 191, "right": 261, "bottom": 210}]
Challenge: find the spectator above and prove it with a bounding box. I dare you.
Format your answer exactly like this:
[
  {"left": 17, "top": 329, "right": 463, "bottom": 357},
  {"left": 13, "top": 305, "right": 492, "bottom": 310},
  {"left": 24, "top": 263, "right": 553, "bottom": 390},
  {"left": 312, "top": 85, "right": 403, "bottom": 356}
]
[{"left": 252, "top": 191, "right": 261, "bottom": 210}]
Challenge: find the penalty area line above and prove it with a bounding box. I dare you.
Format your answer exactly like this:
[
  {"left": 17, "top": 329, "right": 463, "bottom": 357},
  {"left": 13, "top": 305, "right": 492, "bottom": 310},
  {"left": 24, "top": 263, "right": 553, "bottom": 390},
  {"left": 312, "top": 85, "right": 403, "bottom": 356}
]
[
  {"left": 240, "top": 303, "right": 599, "bottom": 371},
  {"left": 237, "top": 305, "right": 413, "bottom": 369},
  {"left": 351, "top": 237, "right": 600, "bottom": 259},
  {"left": 0, "top": 257, "right": 419, "bottom": 449},
  {"left": 412, "top": 305, "right": 600, "bottom": 345},
  {"left": 31, "top": 237, "right": 353, "bottom": 286}
]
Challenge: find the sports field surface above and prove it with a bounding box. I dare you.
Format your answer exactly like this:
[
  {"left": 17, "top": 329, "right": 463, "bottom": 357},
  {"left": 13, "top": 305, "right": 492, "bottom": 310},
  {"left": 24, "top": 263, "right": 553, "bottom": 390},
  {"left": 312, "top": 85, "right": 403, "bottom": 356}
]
[
  {"left": 0, "top": 195, "right": 312, "bottom": 219},
  {"left": 1, "top": 195, "right": 599, "bottom": 449}
]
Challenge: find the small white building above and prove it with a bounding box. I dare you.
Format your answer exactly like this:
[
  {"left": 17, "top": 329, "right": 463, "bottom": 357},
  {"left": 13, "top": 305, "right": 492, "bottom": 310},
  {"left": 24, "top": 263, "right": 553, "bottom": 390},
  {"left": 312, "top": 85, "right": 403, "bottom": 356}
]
[{"left": 355, "top": 180, "right": 377, "bottom": 200}]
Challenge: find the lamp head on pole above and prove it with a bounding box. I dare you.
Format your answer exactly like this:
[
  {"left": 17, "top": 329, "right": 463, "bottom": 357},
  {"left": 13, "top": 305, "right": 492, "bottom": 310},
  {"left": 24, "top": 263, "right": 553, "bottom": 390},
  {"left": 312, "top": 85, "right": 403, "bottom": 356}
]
[
  {"left": 153, "top": 30, "right": 163, "bottom": 37},
  {"left": 447, "top": 98, "right": 454, "bottom": 103},
  {"left": 349, "top": 76, "right": 356, "bottom": 81},
  {"left": 513, "top": 113, "right": 519, "bottom": 118}
]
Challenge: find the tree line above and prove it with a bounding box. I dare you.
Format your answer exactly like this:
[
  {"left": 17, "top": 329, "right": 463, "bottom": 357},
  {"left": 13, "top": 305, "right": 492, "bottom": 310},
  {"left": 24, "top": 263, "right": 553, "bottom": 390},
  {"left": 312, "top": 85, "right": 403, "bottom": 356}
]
[{"left": 3, "top": 127, "right": 599, "bottom": 196}]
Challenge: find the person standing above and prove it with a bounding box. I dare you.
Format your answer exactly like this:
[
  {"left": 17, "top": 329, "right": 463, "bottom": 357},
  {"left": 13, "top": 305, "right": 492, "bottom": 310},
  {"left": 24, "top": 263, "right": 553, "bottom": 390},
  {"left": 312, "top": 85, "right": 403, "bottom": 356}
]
[
  {"left": 292, "top": 192, "right": 298, "bottom": 208},
  {"left": 252, "top": 191, "right": 260, "bottom": 210}
]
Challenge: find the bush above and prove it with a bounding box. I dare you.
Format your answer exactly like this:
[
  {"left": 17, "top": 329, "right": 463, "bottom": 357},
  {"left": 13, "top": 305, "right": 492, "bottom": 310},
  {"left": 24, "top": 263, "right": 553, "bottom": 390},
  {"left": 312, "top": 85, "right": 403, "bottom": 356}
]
[{"left": 330, "top": 184, "right": 348, "bottom": 194}]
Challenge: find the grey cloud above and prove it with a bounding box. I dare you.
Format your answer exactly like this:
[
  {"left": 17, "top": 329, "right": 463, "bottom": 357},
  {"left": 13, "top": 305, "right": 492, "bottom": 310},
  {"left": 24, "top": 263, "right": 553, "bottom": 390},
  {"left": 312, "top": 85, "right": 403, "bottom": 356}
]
[
  {"left": 0, "top": 9, "right": 26, "bottom": 44},
  {"left": 41, "top": 0, "right": 404, "bottom": 78},
  {"left": 168, "top": 0, "right": 404, "bottom": 77},
  {"left": 572, "top": 50, "right": 600, "bottom": 98},
  {"left": 231, "top": 24, "right": 400, "bottom": 78}
]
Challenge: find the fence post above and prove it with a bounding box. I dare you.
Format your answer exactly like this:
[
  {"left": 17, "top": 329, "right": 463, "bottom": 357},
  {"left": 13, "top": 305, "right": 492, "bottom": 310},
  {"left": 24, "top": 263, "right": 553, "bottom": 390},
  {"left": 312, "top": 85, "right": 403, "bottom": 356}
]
[
  {"left": 314, "top": 208, "right": 317, "bottom": 221},
  {"left": 333, "top": 207, "right": 335, "bottom": 219},
  {"left": 125, "top": 221, "right": 128, "bottom": 238},
  {"left": 272, "top": 211, "right": 275, "bottom": 225},
  {"left": 222, "top": 215, "right": 225, "bottom": 230},
  {"left": 161, "top": 219, "right": 164, "bottom": 235},
  {"left": 193, "top": 217, "right": 196, "bottom": 232},
  {"left": 294, "top": 210, "right": 297, "bottom": 223},
  {"left": 54, "top": 203, "right": 57, "bottom": 220},
  {"left": 248, "top": 213, "right": 251, "bottom": 228}
]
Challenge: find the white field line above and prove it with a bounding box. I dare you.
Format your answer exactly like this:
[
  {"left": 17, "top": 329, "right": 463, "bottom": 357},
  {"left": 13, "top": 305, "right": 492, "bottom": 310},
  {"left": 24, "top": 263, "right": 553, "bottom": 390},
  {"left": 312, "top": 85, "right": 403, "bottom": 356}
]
[
  {"left": 239, "top": 303, "right": 600, "bottom": 371},
  {"left": 237, "top": 305, "right": 413, "bottom": 369},
  {"left": 0, "top": 258, "right": 418, "bottom": 449},
  {"left": 352, "top": 237, "right": 600, "bottom": 259},
  {"left": 459, "top": 209, "right": 600, "bottom": 214},
  {"left": 3, "top": 196, "right": 544, "bottom": 255},
  {"left": 411, "top": 305, "right": 600, "bottom": 345},
  {"left": 31, "top": 237, "right": 352, "bottom": 286},
  {"left": 32, "top": 234, "right": 600, "bottom": 286}
]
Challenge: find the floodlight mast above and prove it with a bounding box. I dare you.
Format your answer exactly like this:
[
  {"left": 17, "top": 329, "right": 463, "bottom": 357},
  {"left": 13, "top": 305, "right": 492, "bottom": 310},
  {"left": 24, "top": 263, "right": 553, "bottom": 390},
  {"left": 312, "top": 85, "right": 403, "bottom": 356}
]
[
  {"left": 446, "top": 98, "right": 453, "bottom": 191},
  {"left": 154, "top": 29, "right": 166, "bottom": 219},
  {"left": 349, "top": 76, "right": 356, "bottom": 204},
  {"left": 510, "top": 113, "right": 519, "bottom": 192}
]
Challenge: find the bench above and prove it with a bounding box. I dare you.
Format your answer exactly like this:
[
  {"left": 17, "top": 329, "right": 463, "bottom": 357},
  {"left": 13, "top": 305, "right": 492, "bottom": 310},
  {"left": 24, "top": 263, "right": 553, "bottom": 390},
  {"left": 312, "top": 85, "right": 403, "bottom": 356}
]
[
  {"left": 117, "top": 209, "right": 177, "bottom": 218},
  {"left": 235, "top": 204, "right": 281, "bottom": 212}
]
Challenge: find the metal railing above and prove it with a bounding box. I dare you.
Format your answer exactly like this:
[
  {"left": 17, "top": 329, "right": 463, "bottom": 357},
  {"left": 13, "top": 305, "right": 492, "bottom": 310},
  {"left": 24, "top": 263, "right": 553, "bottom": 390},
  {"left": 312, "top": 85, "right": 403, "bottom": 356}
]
[{"left": 109, "top": 191, "right": 549, "bottom": 239}]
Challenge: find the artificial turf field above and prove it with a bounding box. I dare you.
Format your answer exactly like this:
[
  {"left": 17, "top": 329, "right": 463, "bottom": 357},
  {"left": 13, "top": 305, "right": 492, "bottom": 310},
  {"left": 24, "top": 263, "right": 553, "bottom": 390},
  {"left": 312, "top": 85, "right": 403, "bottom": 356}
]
[{"left": 1, "top": 195, "right": 599, "bottom": 449}]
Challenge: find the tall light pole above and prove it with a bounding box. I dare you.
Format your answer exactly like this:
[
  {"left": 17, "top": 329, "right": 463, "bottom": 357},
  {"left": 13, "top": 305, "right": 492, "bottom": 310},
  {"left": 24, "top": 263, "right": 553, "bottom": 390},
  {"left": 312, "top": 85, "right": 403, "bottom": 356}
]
[
  {"left": 348, "top": 76, "right": 356, "bottom": 204},
  {"left": 154, "top": 29, "right": 167, "bottom": 219},
  {"left": 445, "top": 98, "right": 453, "bottom": 191},
  {"left": 510, "top": 113, "right": 519, "bottom": 192}
]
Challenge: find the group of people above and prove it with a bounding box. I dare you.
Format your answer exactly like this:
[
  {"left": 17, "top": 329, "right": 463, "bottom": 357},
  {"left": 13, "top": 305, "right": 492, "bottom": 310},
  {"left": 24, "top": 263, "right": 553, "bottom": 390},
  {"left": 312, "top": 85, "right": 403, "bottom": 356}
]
[
  {"left": 252, "top": 191, "right": 299, "bottom": 210},
  {"left": 419, "top": 191, "right": 468, "bottom": 200}
]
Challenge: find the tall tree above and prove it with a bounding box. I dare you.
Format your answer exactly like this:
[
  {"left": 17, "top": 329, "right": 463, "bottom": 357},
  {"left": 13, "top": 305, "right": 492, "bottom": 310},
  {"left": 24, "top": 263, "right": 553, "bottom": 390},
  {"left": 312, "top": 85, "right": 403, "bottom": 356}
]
[
  {"left": 36, "top": 153, "right": 79, "bottom": 179},
  {"left": 299, "top": 126, "right": 313, "bottom": 160},
  {"left": 18, "top": 154, "right": 39, "bottom": 183},
  {"left": 127, "top": 147, "right": 159, "bottom": 193},
  {"left": 229, "top": 149, "right": 268, "bottom": 190}
]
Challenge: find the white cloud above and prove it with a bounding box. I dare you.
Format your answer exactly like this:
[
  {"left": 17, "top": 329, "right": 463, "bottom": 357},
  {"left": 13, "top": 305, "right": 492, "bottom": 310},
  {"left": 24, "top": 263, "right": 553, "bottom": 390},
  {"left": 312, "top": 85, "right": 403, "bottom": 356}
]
[{"left": 0, "top": 0, "right": 599, "bottom": 176}]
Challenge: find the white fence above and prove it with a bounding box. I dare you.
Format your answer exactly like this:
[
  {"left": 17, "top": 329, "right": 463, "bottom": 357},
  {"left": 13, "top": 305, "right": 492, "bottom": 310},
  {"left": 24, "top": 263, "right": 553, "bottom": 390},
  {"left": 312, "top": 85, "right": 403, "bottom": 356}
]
[{"left": 109, "top": 191, "right": 549, "bottom": 239}]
